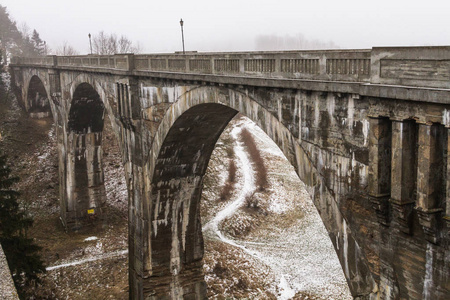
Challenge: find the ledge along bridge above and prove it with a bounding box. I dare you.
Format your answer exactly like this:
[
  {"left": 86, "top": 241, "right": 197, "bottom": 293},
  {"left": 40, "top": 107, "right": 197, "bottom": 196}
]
[{"left": 10, "top": 46, "right": 450, "bottom": 299}]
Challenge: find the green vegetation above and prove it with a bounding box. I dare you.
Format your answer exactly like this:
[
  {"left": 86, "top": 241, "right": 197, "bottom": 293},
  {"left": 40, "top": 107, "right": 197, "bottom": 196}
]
[
  {"left": 0, "top": 49, "right": 6, "bottom": 100},
  {"left": 0, "top": 4, "right": 46, "bottom": 62},
  {"left": 0, "top": 154, "right": 46, "bottom": 298}
]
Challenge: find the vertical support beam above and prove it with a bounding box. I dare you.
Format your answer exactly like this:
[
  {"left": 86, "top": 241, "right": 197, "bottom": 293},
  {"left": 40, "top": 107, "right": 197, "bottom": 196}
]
[
  {"left": 368, "top": 116, "right": 391, "bottom": 225},
  {"left": 129, "top": 77, "right": 141, "bottom": 120},
  {"left": 128, "top": 162, "right": 146, "bottom": 300},
  {"left": 416, "top": 123, "right": 444, "bottom": 244},
  {"left": 116, "top": 83, "right": 122, "bottom": 117},
  {"left": 121, "top": 84, "right": 129, "bottom": 118},
  {"left": 119, "top": 79, "right": 147, "bottom": 299},
  {"left": 445, "top": 128, "right": 450, "bottom": 238},
  {"left": 389, "top": 120, "right": 417, "bottom": 234},
  {"left": 57, "top": 123, "right": 68, "bottom": 227},
  {"left": 48, "top": 69, "right": 61, "bottom": 108}
]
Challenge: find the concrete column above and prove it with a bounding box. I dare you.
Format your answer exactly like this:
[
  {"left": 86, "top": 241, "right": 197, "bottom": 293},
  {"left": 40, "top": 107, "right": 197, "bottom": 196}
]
[
  {"left": 62, "top": 132, "right": 107, "bottom": 230},
  {"left": 416, "top": 123, "right": 444, "bottom": 244},
  {"left": 389, "top": 120, "right": 417, "bottom": 234},
  {"left": 445, "top": 128, "right": 450, "bottom": 239},
  {"left": 145, "top": 175, "right": 206, "bottom": 299},
  {"left": 368, "top": 116, "right": 391, "bottom": 225},
  {"left": 127, "top": 162, "right": 146, "bottom": 300},
  {"left": 129, "top": 78, "right": 141, "bottom": 120}
]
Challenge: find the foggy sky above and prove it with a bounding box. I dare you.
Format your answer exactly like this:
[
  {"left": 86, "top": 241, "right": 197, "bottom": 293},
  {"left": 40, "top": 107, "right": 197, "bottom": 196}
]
[{"left": 2, "top": 0, "right": 449, "bottom": 54}]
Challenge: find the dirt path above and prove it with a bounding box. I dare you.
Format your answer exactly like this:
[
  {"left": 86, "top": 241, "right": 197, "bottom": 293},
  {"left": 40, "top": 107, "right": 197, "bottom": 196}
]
[
  {"left": 203, "top": 122, "right": 256, "bottom": 238},
  {"left": 202, "top": 117, "right": 352, "bottom": 299},
  {"left": 202, "top": 119, "right": 297, "bottom": 299}
]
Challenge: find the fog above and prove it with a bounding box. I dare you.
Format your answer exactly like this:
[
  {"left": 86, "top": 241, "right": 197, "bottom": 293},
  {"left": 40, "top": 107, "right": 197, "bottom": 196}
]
[{"left": 3, "top": 0, "right": 449, "bottom": 54}]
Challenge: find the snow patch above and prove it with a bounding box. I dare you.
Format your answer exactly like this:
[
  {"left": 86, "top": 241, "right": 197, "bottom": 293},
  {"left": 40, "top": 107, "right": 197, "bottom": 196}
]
[
  {"left": 46, "top": 249, "right": 128, "bottom": 271},
  {"left": 278, "top": 275, "right": 296, "bottom": 299}
]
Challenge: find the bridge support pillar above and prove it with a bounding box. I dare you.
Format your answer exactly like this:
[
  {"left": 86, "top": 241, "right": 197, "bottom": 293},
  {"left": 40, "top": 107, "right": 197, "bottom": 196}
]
[
  {"left": 389, "top": 120, "right": 417, "bottom": 234},
  {"left": 368, "top": 117, "right": 391, "bottom": 225},
  {"left": 60, "top": 131, "right": 107, "bottom": 230},
  {"left": 145, "top": 174, "right": 207, "bottom": 299},
  {"left": 415, "top": 123, "right": 445, "bottom": 244},
  {"left": 445, "top": 128, "right": 450, "bottom": 239}
]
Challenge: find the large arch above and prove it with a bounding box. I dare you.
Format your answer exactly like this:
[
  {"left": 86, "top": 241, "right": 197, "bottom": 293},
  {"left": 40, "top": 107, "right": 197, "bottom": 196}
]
[{"left": 137, "top": 84, "right": 376, "bottom": 298}]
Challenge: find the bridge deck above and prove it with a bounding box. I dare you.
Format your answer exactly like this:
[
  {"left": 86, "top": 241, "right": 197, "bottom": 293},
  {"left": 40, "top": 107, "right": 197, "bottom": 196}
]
[{"left": 11, "top": 47, "right": 450, "bottom": 104}]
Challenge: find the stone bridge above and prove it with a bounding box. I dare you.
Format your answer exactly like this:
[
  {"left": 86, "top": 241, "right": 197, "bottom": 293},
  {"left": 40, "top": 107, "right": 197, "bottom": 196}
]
[{"left": 10, "top": 47, "right": 450, "bottom": 299}]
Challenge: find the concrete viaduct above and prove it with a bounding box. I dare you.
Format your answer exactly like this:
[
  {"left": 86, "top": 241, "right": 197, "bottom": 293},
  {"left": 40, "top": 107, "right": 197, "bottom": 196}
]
[{"left": 10, "top": 47, "right": 450, "bottom": 299}]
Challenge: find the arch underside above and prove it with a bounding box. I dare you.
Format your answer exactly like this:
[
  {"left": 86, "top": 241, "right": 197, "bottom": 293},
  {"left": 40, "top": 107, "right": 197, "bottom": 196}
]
[
  {"left": 27, "top": 75, "right": 51, "bottom": 118},
  {"left": 147, "top": 103, "right": 237, "bottom": 297}
]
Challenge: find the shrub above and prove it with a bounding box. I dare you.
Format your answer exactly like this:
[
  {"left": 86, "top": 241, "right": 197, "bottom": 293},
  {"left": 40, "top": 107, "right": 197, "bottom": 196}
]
[{"left": 244, "top": 192, "right": 259, "bottom": 209}]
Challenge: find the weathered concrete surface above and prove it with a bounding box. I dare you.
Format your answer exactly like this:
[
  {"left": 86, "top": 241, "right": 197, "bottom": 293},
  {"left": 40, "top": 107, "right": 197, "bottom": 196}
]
[
  {"left": 9, "top": 47, "right": 450, "bottom": 299},
  {"left": 0, "top": 244, "right": 19, "bottom": 300}
]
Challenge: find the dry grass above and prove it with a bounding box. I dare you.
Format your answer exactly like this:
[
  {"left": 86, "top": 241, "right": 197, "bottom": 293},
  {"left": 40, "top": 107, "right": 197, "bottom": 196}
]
[
  {"left": 203, "top": 239, "right": 276, "bottom": 299},
  {"left": 244, "top": 192, "right": 259, "bottom": 210},
  {"left": 219, "top": 159, "right": 236, "bottom": 201},
  {"left": 240, "top": 128, "right": 268, "bottom": 191}
]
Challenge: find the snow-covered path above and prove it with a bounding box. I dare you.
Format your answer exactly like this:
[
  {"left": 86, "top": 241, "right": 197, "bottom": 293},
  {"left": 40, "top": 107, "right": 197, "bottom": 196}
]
[
  {"left": 203, "top": 118, "right": 351, "bottom": 299},
  {"left": 203, "top": 123, "right": 255, "bottom": 236},
  {"left": 202, "top": 120, "right": 298, "bottom": 299}
]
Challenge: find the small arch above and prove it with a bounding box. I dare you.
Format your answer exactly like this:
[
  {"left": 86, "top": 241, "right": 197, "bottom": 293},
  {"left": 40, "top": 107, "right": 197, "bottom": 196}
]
[
  {"left": 63, "top": 82, "right": 107, "bottom": 230},
  {"left": 27, "top": 75, "right": 51, "bottom": 118},
  {"left": 68, "top": 83, "right": 105, "bottom": 133}
]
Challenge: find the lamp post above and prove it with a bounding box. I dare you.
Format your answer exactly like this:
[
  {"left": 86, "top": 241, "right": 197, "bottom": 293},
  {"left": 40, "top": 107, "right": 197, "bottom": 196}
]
[
  {"left": 179, "top": 18, "right": 185, "bottom": 54},
  {"left": 88, "top": 33, "right": 93, "bottom": 55}
]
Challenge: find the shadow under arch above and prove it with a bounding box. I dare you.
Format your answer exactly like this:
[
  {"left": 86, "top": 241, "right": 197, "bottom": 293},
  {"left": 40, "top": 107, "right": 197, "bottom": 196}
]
[
  {"left": 62, "top": 82, "right": 107, "bottom": 230},
  {"left": 147, "top": 103, "right": 237, "bottom": 297},
  {"left": 140, "top": 85, "right": 376, "bottom": 298},
  {"left": 26, "top": 75, "right": 52, "bottom": 118}
]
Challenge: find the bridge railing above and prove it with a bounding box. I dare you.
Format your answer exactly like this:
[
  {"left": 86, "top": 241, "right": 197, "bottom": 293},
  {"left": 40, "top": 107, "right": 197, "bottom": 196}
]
[
  {"left": 11, "top": 54, "right": 131, "bottom": 70},
  {"left": 56, "top": 55, "right": 130, "bottom": 70},
  {"left": 10, "top": 47, "right": 450, "bottom": 89},
  {"left": 134, "top": 50, "right": 372, "bottom": 83},
  {"left": 11, "top": 56, "right": 54, "bottom": 66}
]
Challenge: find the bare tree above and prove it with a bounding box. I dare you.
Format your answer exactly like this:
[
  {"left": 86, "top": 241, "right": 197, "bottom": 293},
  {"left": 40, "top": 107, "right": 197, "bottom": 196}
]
[
  {"left": 92, "top": 31, "right": 141, "bottom": 55},
  {"left": 54, "top": 41, "right": 79, "bottom": 56},
  {"left": 18, "top": 22, "right": 31, "bottom": 39},
  {"left": 118, "top": 35, "right": 131, "bottom": 53}
]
